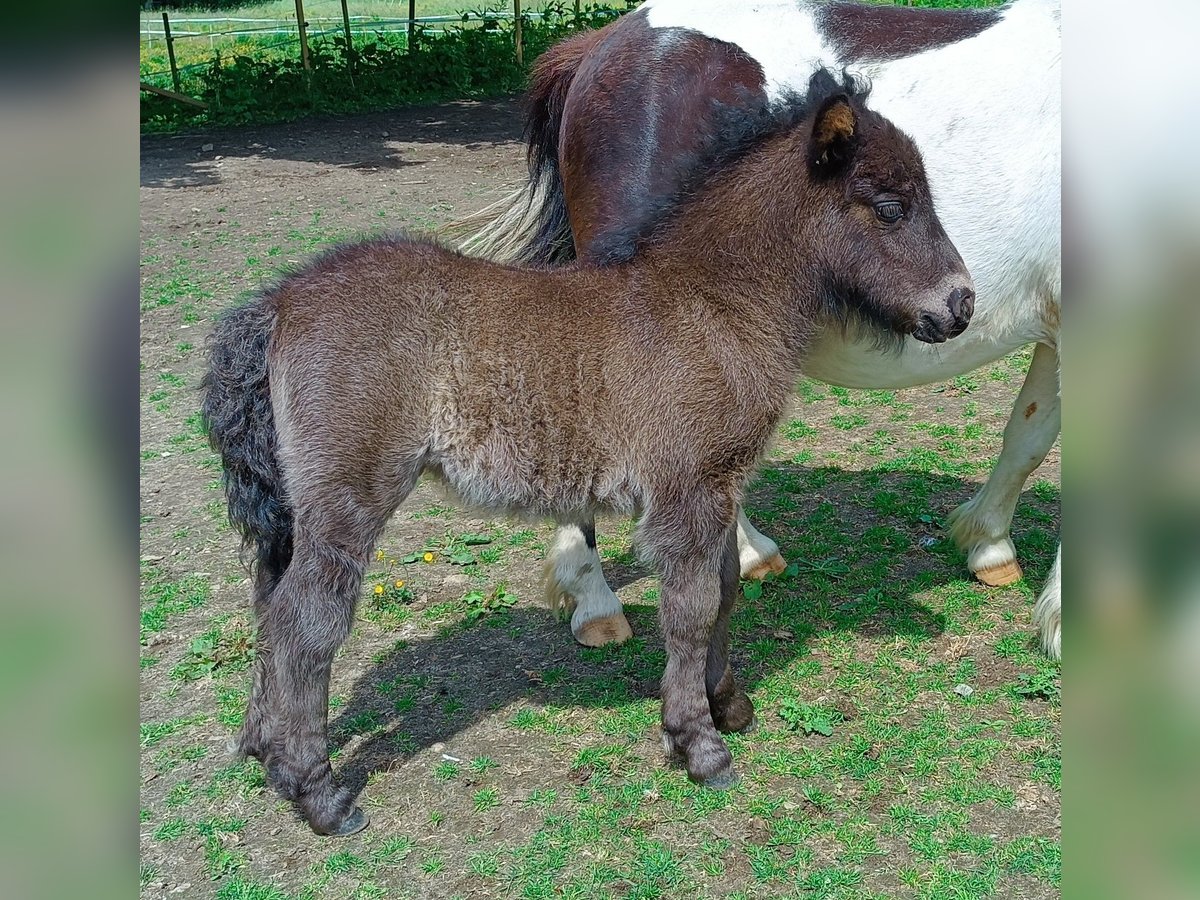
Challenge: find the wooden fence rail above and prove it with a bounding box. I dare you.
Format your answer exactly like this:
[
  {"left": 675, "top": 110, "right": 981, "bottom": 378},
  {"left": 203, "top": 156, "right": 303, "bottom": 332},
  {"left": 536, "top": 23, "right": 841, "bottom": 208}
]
[{"left": 143, "top": 3, "right": 628, "bottom": 112}]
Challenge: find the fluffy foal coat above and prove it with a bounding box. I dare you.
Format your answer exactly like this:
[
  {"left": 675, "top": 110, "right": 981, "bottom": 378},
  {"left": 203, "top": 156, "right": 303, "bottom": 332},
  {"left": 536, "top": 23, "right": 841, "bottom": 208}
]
[{"left": 203, "top": 71, "right": 973, "bottom": 836}]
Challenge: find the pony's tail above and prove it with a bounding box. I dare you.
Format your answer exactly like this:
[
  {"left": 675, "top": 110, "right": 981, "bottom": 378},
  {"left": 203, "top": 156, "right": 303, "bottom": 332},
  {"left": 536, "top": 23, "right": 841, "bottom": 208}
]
[
  {"left": 201, "top": 298, "right": 293, "bottom": 580},
  {"left": 453, "top": 28, "right": 605, "bottom": 265}
]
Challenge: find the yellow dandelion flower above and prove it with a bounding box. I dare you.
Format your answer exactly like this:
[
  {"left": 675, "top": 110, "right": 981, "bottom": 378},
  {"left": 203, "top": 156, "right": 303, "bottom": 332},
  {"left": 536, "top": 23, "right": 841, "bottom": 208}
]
[
  {"left": 374, "top": 584, "right": 384, "bottom": 595},
  {"left": 375, "top": 549, "right": 385, "bottom": 561},
  {"left": 423, "top": 551, "right": 435, "bottom": 563},
  {"left": 394, "top": 580, "right": 405, "bottom": 589}
]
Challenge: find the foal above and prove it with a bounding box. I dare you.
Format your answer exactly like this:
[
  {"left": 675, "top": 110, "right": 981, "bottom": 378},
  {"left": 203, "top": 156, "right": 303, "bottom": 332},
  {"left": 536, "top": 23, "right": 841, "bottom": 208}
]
[{"left": 203, "top": 71, "right": 973, "bottom": 836}]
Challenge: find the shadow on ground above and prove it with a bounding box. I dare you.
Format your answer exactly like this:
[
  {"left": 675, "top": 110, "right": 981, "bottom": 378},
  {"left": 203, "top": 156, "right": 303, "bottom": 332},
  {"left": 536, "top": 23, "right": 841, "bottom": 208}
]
[
  {"left": 317, "top": 464, "right": 1058, "bottom": 803},
  {"left": 140, "top": 97, "right": 524, "bottom": 190}
]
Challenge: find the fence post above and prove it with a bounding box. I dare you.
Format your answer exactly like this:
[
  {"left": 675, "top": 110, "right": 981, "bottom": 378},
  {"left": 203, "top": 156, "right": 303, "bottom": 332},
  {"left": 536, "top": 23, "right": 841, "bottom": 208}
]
[
  {"left": 294, "top": 0, "right": 312, "bottom": 72},
  {"left": 514, "top": 0, "right": 523, "bottom": 67},
  {"left": 339, "top": 0, "right": 356, "bottom": 86},
  {"left": 213, "top": 48, "right": 222, "bottom": 112},
  {"left": 162, "top": 12, "right": 182, "bottom": 94},
  {"left": 408, "top": 0, "right": 417, "bottom": 54}
]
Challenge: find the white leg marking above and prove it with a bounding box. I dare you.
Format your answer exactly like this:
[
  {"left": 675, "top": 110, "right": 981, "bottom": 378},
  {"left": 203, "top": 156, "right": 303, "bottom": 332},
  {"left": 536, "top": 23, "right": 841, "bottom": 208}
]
[
  {"left": 948, "top": 341, "right": 1060, "bottom": 586},
  {"left": 1032, "top": 545, "right": 1061, "bottom": 660},
  {"left": 544, "top": 523, "right": 632, "bottom": 647},
  {"left": 737, "top": 508, "right": 786, "bottom": 579}
]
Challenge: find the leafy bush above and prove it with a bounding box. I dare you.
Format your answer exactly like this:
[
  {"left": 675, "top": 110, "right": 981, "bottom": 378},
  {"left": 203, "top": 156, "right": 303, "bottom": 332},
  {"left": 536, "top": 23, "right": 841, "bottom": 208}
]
[
  {"left": 141, "top": 3, "right": 637, "bottom": 130},
  {"left": 142, "top": 1, "right": 252, "bottom": 10},
  {"left": 779, "top": 699, "right": 843, "bottom": 736}
]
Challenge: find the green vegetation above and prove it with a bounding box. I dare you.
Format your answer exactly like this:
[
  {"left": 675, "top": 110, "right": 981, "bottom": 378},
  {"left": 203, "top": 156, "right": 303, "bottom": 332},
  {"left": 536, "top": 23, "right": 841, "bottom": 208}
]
[
  {"left": 141, "top": 2, "right": 639, "bottom": 131},
  {"left": 139, "top": 36, "right": 1055, "bottom": 889},
  {"left": 142, "top": 1, "right": 1004, "bottom": 131}
]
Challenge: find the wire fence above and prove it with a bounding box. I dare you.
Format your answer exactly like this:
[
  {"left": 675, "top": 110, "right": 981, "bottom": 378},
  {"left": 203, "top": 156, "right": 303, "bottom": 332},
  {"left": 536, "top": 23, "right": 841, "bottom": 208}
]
[
  {"left": 140, "top": 11, "right": 547, "bottom": 46},
  {"left": 139, "top": 2, "right": 635, "bottom": 123}
]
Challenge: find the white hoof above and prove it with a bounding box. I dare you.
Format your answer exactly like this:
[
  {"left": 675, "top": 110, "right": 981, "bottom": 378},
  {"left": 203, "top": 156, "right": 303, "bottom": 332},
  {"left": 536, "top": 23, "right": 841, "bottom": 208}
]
[
  {"left": 543, "top": 529, "right": 633, "bottom": 647},
  {"left": 947, "top": 500, "right": 1023, "bottom": 587},
  {"left": 737, "top": 510, "right": 784, "bottom": 579},
  {"left": 743, "top": 553, "right": 787, "bottom": 581},
  {"left": 573, "top": 612, "right": 634, "bottom": 647}
]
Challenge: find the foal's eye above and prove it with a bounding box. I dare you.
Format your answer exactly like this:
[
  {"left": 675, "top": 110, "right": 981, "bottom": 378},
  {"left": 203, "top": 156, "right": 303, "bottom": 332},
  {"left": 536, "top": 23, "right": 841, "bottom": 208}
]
[{"left": 874, "top": 201, "right": 905, "bottom": 224}]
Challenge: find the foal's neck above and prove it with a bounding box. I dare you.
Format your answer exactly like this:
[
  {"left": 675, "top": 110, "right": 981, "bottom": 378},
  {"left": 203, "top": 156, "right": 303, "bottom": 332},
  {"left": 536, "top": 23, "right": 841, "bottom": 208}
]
[{"left": 640, "top": 131, "right": 821, "bottom": 363}]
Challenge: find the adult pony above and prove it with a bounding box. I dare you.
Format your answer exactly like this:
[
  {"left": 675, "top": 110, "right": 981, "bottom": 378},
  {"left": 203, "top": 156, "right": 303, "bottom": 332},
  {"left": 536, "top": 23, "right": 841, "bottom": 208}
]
[
  {"left": 463, "top": 0, "right": 1062, "bottom": 657},
  {"left": 204, "top": 71, "right": 973, "bottom": 835}
]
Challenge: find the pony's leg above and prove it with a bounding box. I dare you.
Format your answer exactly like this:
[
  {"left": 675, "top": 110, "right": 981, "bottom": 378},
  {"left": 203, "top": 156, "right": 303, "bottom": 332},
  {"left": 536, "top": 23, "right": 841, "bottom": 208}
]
[
  {"left": 545, "top": 519, "right": 633, "bottom": 647},
  {"left": 1033, "top": 545, "right": 1061, "bottom": 659},
  {"left": 737, "top": 507, "right": 787, "bottom": 581},
  {"left": 256, "top": 531, "right": 372, "bottom": 836},
  {"left": 654, "top": 521, "right": 738, "bottom": 789},
  {"left": 236, "top": 553, "right": 289, "bottom": 765},
  {"left": 948, "top": 341, "right": 1061, "bottom": 587},
  {"left": 252, "top": 457, "right": 413, "bottom": 837},
  {"left": 707, "top": 526, "right": 756, "bottom": 734}
]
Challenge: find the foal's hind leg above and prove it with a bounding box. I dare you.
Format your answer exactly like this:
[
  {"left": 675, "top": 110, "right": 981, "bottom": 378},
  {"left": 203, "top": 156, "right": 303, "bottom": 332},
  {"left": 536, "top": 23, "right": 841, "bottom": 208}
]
[
  {"left": 948, "top": 341, "right": 1060, "bottom": 588},
  {"left": 707, "top": 526, "right": 756, "bottom": 734},
  {"left": 256, "top": 533, "right": 373, "bottom": 835},
  {"left": 253, "top": 479, "right": 411, "bottom": 836},
  {"left": 545, "top": 519, "right": 633, "bottom": 647},
  {"left": 236, "top": 556, "right": 289, "bottom": 765}
]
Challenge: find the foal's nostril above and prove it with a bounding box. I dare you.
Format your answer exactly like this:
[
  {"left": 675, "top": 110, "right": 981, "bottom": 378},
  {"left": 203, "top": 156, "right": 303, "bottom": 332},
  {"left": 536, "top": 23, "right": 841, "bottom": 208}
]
[{"left": 947, "top": 287, "right": 975, "bottom": 328}]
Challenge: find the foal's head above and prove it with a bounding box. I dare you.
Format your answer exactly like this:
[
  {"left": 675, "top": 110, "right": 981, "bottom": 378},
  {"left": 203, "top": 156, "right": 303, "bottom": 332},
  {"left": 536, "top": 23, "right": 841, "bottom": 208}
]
[{"left": 794, "top": 72, "right": 974, "bottom": 344}]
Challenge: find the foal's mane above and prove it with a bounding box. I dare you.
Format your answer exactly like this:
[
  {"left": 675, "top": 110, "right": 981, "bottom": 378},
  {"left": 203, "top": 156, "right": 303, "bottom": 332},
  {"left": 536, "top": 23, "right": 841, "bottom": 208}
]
[{"left": 587, "top": 68, "right": 871, "bottom": 266}]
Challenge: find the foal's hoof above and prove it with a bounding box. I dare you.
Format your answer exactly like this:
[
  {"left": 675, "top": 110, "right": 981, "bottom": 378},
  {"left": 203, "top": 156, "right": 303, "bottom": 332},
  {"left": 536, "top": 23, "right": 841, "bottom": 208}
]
[
  {"left": 735, "top": 714, "right": 758, "bottom": 735},
  {"left": 744, "top": 553, "right": 787, "bottom": 582},
  {"left": 974, "top": 559, "right": 1023, "bottom": 587},
  {"left": 713, "top": 698, "right": 756, "bottom": 734},
  {"left": 330, "top": 806, "right": 370, "bottom": 837},
  {"left": 573, "top": 613, "right": 633, "bottom": 648},
  {"left": 702, "top": 767, "right": 740, "bottom": 791}
]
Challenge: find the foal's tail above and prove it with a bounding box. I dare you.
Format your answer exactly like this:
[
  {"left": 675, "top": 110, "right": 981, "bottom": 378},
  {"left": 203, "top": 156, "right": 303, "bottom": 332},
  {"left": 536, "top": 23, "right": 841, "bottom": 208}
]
[
  {"left": 452, "top": 27, "right": 604, "bottom": 264},
  {"left": 201, "top": 298, "right": 293, "bottom": 578}
]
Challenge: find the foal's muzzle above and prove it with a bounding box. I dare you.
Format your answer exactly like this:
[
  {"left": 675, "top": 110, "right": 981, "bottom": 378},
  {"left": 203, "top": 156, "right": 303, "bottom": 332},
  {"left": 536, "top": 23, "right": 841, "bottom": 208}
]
[{"left": 912, "top": 287, "right": 975, "bottom": 344}]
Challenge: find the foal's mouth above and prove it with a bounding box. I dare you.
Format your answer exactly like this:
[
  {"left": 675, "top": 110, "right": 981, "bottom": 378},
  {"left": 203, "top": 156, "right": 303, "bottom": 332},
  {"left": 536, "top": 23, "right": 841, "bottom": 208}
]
[{"left": 910, "top": 287, "right": 975, "bottom": 344}]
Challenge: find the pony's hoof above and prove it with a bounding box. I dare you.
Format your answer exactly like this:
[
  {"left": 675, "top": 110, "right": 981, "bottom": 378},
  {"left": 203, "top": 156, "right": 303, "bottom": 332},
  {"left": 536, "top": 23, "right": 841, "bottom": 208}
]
[
  {"left": 330, "top": 806, "right": 370, "bottom": 837},
  {"left": 573, "top": 613, "right": 633, "bottom": 647},
  {"left": 744, "top": 553, "right": 787, "bottom": 582},
  {"left": 975, "top": 559, "right": 1023, "bottom": 587},
  {"left": 702, "top": 767, "right": 740, "bottom": 791}
]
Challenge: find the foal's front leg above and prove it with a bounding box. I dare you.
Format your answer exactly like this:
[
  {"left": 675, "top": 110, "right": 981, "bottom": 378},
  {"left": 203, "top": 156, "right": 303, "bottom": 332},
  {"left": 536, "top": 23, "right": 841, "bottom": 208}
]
[
  {"left": 707, "top": 527, "right": 756, "bottom": 734},
  {"left": 658, "top": 525, "right": 739, "bottom": 789}
]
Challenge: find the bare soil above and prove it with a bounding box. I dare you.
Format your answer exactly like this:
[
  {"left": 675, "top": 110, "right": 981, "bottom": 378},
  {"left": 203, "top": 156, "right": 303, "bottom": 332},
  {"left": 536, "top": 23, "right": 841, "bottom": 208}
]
[{"left": 140, "top": 99, "right": 1060, "bottom": 900}]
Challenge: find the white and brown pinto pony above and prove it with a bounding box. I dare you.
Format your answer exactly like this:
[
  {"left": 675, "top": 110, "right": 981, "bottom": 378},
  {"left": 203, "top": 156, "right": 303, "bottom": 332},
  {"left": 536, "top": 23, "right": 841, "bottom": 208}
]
[{"left": 464, "top": 0, "right": 1062, "bottom": 658}]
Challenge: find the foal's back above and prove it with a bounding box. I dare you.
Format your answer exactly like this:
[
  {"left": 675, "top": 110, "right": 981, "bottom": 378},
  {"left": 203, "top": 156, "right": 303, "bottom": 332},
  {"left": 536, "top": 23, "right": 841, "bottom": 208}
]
[{"left": 266, "top": 237, "right": 747, "bottom": 517}]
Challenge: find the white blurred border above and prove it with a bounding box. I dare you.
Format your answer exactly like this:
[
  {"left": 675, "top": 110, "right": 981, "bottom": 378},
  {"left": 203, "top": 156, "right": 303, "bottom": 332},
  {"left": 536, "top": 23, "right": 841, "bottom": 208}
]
[
  {"left": 0, "top": 1, "right": 1197, "bottom": 896},
  {"left": 1067, "top": 1, "right": 1200, "bottom": 897},
  {"left": 0, "top": 31, "right": 138, "bottom": 900}
]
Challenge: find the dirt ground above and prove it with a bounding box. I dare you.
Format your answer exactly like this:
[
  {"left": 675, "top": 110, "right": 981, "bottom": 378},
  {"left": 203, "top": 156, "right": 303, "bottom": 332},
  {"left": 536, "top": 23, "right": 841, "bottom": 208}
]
[{"left": 140, "top": 99, "right": 1060, "bottom": 899}]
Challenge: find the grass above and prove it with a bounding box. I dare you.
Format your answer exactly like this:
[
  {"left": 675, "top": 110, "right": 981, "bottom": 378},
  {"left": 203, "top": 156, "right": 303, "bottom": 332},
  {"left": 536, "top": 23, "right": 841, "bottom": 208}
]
[
  {"left": 140, "top": 567, "right": 211, "bottom": 644},
  {"left": 140, "top": 107, "right": 1056, "bottom": 900},
  {"left": 141, "top": 1, "right": 520, "bottom": 73},
  {"left": 141, "top": 0, "right": 636, "bottom": 131}
]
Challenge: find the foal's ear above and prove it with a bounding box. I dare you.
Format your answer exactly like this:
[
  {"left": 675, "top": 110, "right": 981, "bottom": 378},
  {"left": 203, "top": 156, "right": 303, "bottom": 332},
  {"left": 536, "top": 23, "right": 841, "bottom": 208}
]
[{"left": 808, "top": 93, "right": 858, "bottom": 176}]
